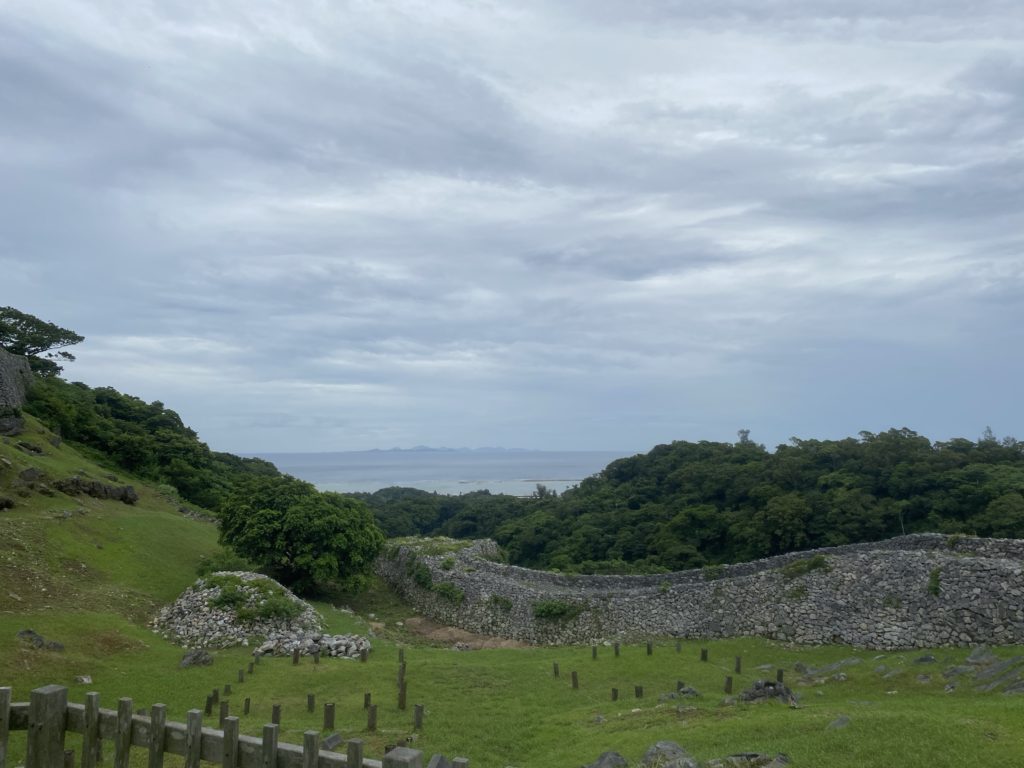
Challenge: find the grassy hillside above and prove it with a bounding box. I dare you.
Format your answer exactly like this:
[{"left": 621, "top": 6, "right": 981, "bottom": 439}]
[{"left": 3, "top": 415, "right": 1024, "bottom": 767}]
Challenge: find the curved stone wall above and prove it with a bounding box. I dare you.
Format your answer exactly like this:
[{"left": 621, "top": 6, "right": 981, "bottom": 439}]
[
  {"left": 0, "top": 349, "right": 31, "bottom": 411},
  {"left": 375, "top": 534, "right": 1024, "bottom": 649}
]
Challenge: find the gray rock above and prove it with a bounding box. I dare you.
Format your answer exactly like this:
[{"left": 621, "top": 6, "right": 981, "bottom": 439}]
[
  {"left": 826, "top": 715, "right": 851, "bottom": 730},
  {"left": 913, "top": 655, "right": 936, "bottom": 664},
  {"left": 584, "top": 752, "right": 627, "bottom": 768},
  {"left": 74, "top": 675, "right": 93, "bottom": 684},
  {"left": 17, "top": 629, "right": 63, "bottom": 651},
  {"left": 966, "top": 646, "right": 998, "bottom": 666},
  {"left": 640, "top": 741, "right": 699, "bottom": 768},
  {"left": 706, "top": 754, "right": 790, "bottom": 768},
  {"left": 180, "top": 649, "right": 214, "bottom": 667}
]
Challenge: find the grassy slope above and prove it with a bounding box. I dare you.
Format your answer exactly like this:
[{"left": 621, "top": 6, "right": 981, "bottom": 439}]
[{"left": 2, "top": 416, "right": 1023, "bottom": 767}]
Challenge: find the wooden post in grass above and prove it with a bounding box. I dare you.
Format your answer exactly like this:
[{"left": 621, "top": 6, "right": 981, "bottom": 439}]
[
  {"left": 248, "top": 662, "right": 255, "bottom": 675},
  {"left": 734, "top": 657, "right": 742, "bottom": 674},
  {"left": 398, "top": 681, "right": 407, "bottom": 711},
  {"left": 260, "top": 725, "right": 278, "bottom": 768},
  {"left": 313, "top": 651, "right": 320, "bottom": 665},
  {"left": 271, "top": 705, "right": 281, "bottom": 726},
  {"left": 307, "top": 694, "right": 315, "bottom": 714},
  {"left": 413, "top": 704, "right": 424, "bottom": 730},
  {"left": 114, "top": 697, "right": 132, "bottom": 768},
  {"left": 204, "top": 696, "right": 213, "bottom": 717},
  {"left": 591, "top": 645, "right": 597, "bottom": 660},
  {"left": 185, "top": 711, "right": 201, "bottom": 768},
  {"left": 243, "top": 698, "right": 251, "bottom": 716},
  {"left": 323, "top": 703, "right": 335, "bottom": 731},
  {"left": 646, "top": 641, "right": 653, "bottom": 656},
  {"left": 302, "top": 732, "right": 319, "bottom": 768},
  {"left": 347, "top": 739, "right": 364, "bottom": 768},
  {"left": 27, "top": 685, "right": 68, "bottom": 768},
  {"left": 148, "top": 704, "right": 166, "bottom": 768},
  {"left": 614, "top": 642, "right": 620, "bottom": 657},
  {"left": 397, "top": 664, "right": 406, "bottom": 688},
  {"left": 399, "top": 649, "right": 405, "bottom": 664},
  {"left": 222, "top": 718, "right": 239, "bottom": 768},
  {"left": 224, "top": 684, "right": 231, "bottom": 697},
  {"left": 553, "top": 662, "right": 559, "bottom": 678},
  {"left": 255, "top": 654, "right": 261, "bottom": 666},
  {"left": 360, "top": 649, "right": 368, "bottom": 663},
  {"left": 238, "top": 669, "right": 245, "bottom": 683},
  {"left": 571, "top": 672, "right": 579, "bottom": 690},
  {"left": 363, "top": 693, "right": 372, "bottom": 710},
  {"left": 634, "top": 686, "right": 643, "bottom": 699},
  {"left": 675, "top": 641, "right": 681, "bottom": 653},
  {"left": 700, "top": 648, "right": 708, "bottom": 662},
  {"left": 212, "top": 689, "right": 219, "bottom": 705},
  {"left": 724, "top": 676, "right": 733, "bottom": 694},
  {"left": 292, "top": 649, "right": 300, "bottom": 666},
  {"left": 82, "top": 692, "right": 101, "bottom": 768},
  {"left": 776, "top": 669, "right": 784, "bottom": 683},
  {"left": 611, "top": 688, "right": 618, "bottom": 701},
  {"left": 452, "top": 760, "right": 469, "bottom": 768},
  {"left": 219, "top": 701, "right": 229, "bottom": 728},
  {"left": 367, "top": 705, "right": 377, "bottom": 732}
]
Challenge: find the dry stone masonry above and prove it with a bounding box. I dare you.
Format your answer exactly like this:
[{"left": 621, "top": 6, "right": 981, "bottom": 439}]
[
  {"left": 153, "top": 571, "right": 371, "bottom": 658},
  {"left": 376, "top": 534, "right": 1024, "bottom": 649},
  {"left": 0, "top": 348, "right": 31, "bottom": 411}
]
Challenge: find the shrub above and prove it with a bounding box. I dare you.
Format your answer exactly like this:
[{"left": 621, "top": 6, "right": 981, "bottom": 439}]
[
  {"left": 702, "top": 564, "right": 725, "bottom": 581},
  {"left": 432, "top": 582, "right": 465, "bottom": 604},
  {"left": 780, "top": 554, "right": 831, "bottom": 580},
  {"left": 440, "top": 557, "right": 456, "bottom": 571},
  {"left": 928, "top": 568, "right": 941, "bottom": 596},
  {"left": 196, "top": 550, "right": 257, "bottom": 577},
  {"left": 659, "top": 580, "right": 671, "bottom": 594},
  {"left": 489, "top": 594, "right": 513, "bottom": 611},
  {"left": 406, "top": 557, "right": 434, "bottom": 590},
  {"left": 947, "top": 534, "right": 964, "bottom": 551},
  {"left": 533, "top": 600, "right": 583, "bottom": 621},
  {"left": 785, "top": 584, "right": 808, "bottom": 600}
]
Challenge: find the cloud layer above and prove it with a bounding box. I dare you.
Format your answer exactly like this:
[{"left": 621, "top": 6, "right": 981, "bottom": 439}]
[{"left": 3, "top": 0, "right": 1022, "bottom": 452}]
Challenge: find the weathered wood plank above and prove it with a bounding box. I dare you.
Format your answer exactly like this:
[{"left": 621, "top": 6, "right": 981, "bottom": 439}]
[
  {"left": 222, "top": 718, "right": 239, "bottom": 768},
  {"left": 148, "top": 705, "right": 166, "bottom": 768},
  {"left": 27, "top": 685, "right": 69, "bottom": 768},
  {"left": 0, "top": 687, "right": 11, "bottom": 768},
  {"left": 113, "top": 699, "right": 132, "bottom": 768},
  {"left": 81, "top": 695, "right": 100, "bottom": 768},
  {"left": 185, "top": 711, "right": 202, "bottom": 768}
]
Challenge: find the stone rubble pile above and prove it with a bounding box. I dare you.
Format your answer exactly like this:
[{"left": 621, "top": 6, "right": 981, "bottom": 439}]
[
  {"left": 583, "top": 740, "right": 789, "bottom": 768},
  {"left": 253, "top": 632, "right": 372, "bottom": 659},
  {"left": 152, "top": 571, "right": 323, "bottom": 649}
]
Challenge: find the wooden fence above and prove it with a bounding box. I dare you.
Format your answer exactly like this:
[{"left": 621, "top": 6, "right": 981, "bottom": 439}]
[{"left": 0, "top": 686, "right": 467, "bottom": 768}]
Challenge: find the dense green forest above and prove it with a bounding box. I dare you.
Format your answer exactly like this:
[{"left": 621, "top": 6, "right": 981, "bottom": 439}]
[
  {"left": 361, "top": 429, "right": 1024, "bottom": 573},
  {"left": 25, "top": 376, "right": 280, "bottom": 510}
]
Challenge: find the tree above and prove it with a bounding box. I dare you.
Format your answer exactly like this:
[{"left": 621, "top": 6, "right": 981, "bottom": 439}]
[
  {"left": 0, "top": 307, "right": 84, "bottom": 376},
  {"left": 218, "top": 474, "right": 385, "bottom": 593}
]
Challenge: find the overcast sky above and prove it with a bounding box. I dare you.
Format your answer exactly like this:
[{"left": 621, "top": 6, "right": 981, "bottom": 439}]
[{"left": 3, "top": 1, "right": 1023, "bottom": 454}]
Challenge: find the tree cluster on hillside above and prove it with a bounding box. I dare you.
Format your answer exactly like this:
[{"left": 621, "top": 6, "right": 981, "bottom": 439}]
[
  {"left": 0, "top": 306, "right": 84, "bottom": 376},
  {"left": 364, "top": 429, "right": 1024, "bottom": 573}
]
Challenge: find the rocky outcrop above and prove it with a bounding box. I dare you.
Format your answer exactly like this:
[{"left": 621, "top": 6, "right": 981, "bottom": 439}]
[
  {"left": 0, "top": 348, "right": 31, "bottom": 411},
  {"left": 377, "top": 534, "right": 1024, "bottom": 650},
  {"left": 53, "top": 476, "right": 139, "bottom": 504}
]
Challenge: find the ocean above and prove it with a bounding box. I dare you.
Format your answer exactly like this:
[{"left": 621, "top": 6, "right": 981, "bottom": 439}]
[{"left": 254, "top": 450, "right": 627, "bottom": 496}]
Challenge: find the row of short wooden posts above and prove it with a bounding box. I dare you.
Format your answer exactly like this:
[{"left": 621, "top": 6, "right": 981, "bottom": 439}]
[
  {"left": 199, "top": 648, "right": 422, "bottom": 735},
  {"left": 554, "top": 646, "right": 786, "bottom": 698}
]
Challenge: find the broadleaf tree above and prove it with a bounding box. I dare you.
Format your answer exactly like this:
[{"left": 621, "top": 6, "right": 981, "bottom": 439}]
[{"left": 0, "top": 306, "right": 85, "bottom": 375}]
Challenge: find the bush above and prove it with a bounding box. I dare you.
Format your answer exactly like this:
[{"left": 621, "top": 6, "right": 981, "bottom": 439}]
[
  {"left": 489, "top": 594, "right": 513, "bottom": 611},
  {"left": 406, "top": 557, "right": 434, "bottom": 590},
  {"left": 928, "top": 568, "right": 941, "bottom": 596},
  {"left": 780, "top": 554, "right": 831, "bottom": 580},
  {"left": 440, "top": 557, "right": 456, "bottom": 571},
  {"left": 702, "top": 564, "right": 725, "bottom": 581},
  {"left": 532, "top": 600, "right": 583, "bottom": 621},
  {"left": 432, "top": 582, "right": 465, "bottom": 604}
]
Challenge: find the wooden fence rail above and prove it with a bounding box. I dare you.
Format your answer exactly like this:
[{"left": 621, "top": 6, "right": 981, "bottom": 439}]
[{"left": 1, "top": 687, "right": 468, "bottom": 768}]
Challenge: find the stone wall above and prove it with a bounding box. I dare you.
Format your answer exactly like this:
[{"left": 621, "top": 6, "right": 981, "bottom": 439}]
[
  {"left": 0, "top": 348, "right": 31, "bottom": 411},
  {"left": 376, "top": 534, "right": 1024, "bottom": 649}
]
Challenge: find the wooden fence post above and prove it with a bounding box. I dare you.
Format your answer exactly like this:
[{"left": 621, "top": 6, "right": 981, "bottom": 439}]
[
  {"left": 82, "top": 692, "right": 100, "bottom": 768},
  {"left": 271, "top": 705, "right": 281, "bottom": 726},
  {"left": 398, "top": 681, "right": 407, "bottom": 711},
  {"left": 413, "top": 704, "right": 423, "bottom": 730},
  {"left": 219, "top": 701, "right": 229, "bottom": 728},
  {"left": 185, "top": 710, "right": 201, "bottom": 768},
  {"left": 363, "top": 693, "right": 371, "bottom": 710},
  {"left": 398, "top": 649, "right": 405, "bottom": 664},
  {"left": 552, "top": 662, "right": 559, "bottom": 678},
  {"left": 292, "top": 650, "right": 300, "bottom": 666},
  {"left": 367, "top": 705, "right": 377, "bottom": 732},
  {"left": 238, "top": 670, "right": 245, "bottom": 683},
  {"left": 313, "top": 651, "right": 320, "bottom": 665},
  {"left": 212, "top": 689, "right": 219, "bottom": 706},
  {"left": 452, "top": 759, "right": 469, "bottom": 768},
  {"left": 776, "top": 669, "right": 784, "bottom": 683},
  {"left": 360, "top": 649, "right": 368, "bottom": 663},
  {"left": 323, "top": 703, "right": 335, "bottom": 731},
  {"left": 248, "top": 662, "right": 255, "bottom": 675},
  {"left": 302, "top": 732, "right": 319, "bottom": 768},
  {"left": 383, "top": 747, "right": 422, "bottom": 768},
  {"left": 571, "top": 672, "right": 578, "bottom": 690},
  {"left": 307, "top": 694, "right": 315, "bottom": 714},
  {"left": 224, "top": 685, "right": 232, "bottom": 697},
  {"left": 734, "top": 657, "right": 742, "bottom": 674},
  {"left": 700, "top": 648, "right": 708, "bottom": 662},
  {"left": 634, "top": 686, "right": 643, "bottom": 699},
  {"left": 148, "top": 704, "right": 166, "bottom": 768},
  {"left": 611, "top": 688, "right": 618, "bottom": 701},
  {"left": 724, "top": 676, "right": 733, "bottom": 694},
  {"left": 204, "top": 697, "right": 213, "bottom": 717},
  {"left": 675, "top": 640, "right": 681, "bottom": 653},
  {"left": 114, "top": 697, "right": 132, "bottom": 768},
  {"left": 1, "top": 687, "right": 12, "bottom": 768},
  {"left": 222, "top": 717, "right": 239, "bottom": 768},
  {"left": 63, "top": 751, "right": 73, "bottom": 768},
  {"left": 24, "top": 706, "right": 58, "bottom": 768},
  {"left": 347, "top": 739, "right": 364, "bottom": 768},
  {"left": 646, "top": 641, "right": 653, "bottom": 656},
  {"left": 591, "top": 646, "right": 597, "bottom": 660},
  {"left": 260, "top": 725, "right": 278, "bottom": 768},
  {"left": 243, "top": 698, "right": 251, "bottom": 716},
  {"left": 613, "top": 643, "right": 620, "bottom": 657}
]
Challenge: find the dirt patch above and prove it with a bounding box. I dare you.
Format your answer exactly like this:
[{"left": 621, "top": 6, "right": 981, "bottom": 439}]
[{"left": 402, "top": 616, "right": 529, "bottom": 649}]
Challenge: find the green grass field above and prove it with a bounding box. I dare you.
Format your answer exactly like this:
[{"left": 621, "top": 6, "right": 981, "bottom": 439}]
[{"left": 2, "top": 416, "right": 1023, "bottom": 767}]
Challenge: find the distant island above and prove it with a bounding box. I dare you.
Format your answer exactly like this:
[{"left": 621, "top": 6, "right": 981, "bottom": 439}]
[{"left": 368, "top": 446, "right": 532, "bottom": 453}]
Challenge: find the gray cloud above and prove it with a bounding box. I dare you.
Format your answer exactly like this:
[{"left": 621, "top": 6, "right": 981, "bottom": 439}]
[{"left": 3, "top": 0, "right": 1022, "bottom": 452}]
